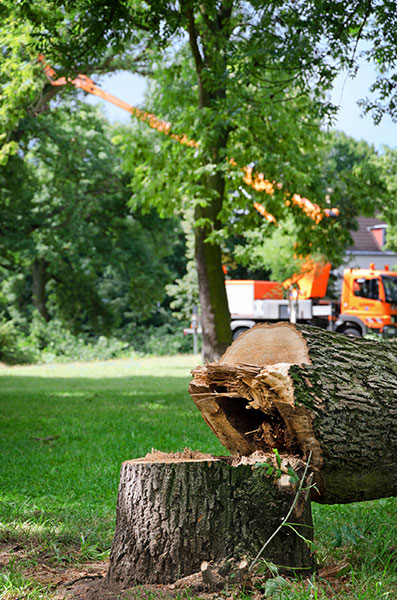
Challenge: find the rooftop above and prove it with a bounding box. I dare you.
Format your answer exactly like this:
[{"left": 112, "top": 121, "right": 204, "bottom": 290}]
[{"left": 347, "top": 217, "right": 387, "bottom": 252}]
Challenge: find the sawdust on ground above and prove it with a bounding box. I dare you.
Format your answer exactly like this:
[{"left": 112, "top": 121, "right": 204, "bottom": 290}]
[{"left": 0, "top": 540, "right": 353, "bottom": 600}]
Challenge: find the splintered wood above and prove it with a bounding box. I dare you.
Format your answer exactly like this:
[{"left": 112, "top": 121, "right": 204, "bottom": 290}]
[
  {"left": 189, "top": 324, "right": 320, "bottom": 463},
  {"left": 189, "top": 322, "right": 397, "bottom": 504},
  {"left": 189, "top": 359, "right": 299, "bottom": 456}
]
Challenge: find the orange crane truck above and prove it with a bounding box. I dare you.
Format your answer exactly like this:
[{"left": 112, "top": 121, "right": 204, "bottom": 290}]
[{"left": 226, "top": 263, "right": 397, "bottom": 339}]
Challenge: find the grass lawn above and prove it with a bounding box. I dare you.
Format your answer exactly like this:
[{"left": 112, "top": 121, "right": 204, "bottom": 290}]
[{"left": 0, "top": 355, "right": 396, "bottom": 599}]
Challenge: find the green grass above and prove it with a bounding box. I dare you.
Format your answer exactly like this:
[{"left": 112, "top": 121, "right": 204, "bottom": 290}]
[
  {"left": 0, "top": 355, "right": 224, "bottom": 559},
  {"left": 0, "top": 356, "right": 396, "bottom": 599}
]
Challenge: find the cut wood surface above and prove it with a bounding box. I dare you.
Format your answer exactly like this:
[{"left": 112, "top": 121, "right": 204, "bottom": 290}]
[
  {"left": 107, "top": 449, "right": 313, "bottom": 586},
  {"left": 188, "top": 323, "right": 397, "bottom": 504}
]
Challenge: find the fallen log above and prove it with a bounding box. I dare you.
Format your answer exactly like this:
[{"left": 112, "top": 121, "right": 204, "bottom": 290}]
[
  {"left": 188, "top": 323, "right": 397, "bottom": 504},
  {"left": 107, "top": 449, "right": 314, "bottom": 586}
]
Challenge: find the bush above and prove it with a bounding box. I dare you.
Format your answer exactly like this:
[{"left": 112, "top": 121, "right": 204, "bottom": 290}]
[
  {"left": 24, "top": 317, "right": 132, "bottom": 363},
  {"left": 0, "top": 315, "right": 197, "bottom": 365},
  {"left": 0, "top": 320, "right": 35, "bottom": 365},
  {"left": 130, "top": 321, "right": 198, "bottom": 356}
]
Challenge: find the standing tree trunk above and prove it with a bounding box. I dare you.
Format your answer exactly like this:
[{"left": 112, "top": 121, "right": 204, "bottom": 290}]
[
  {"left": 186, "top": 3, "right": 233, "bottom": 362},
  {"left": 194, "top": 194, "right": 232, "bottom": 362},
  {"left": 189, "top": 323, "right": 397, "bottom": 504},
  {"left": 107, "top": 450, "right": 314, "bottom": 586},
  {"left": 32, "top": 258, "right": 50, "bottom": 322}
]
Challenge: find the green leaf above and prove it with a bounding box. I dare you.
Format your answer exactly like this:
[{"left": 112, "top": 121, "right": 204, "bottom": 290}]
[
  {"left": 287, "top": 465, "right": 300, "bottom": 485},
  {"left": 264, "top": 576, "right": 290, "bottom": 597},
  {"left": 273, "top": 448, "right": 282, "bottom": 468}
]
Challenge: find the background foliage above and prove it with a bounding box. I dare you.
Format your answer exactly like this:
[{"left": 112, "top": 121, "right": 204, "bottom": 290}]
[{"left": 1, "top": 1, "right": 397, "bottom": 363}]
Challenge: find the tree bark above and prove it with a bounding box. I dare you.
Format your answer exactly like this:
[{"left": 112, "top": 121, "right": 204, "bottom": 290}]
[
  {"left": 195, "top": 197, "right": 232, "bottom": 362},
  {"left": 188, "top": 323, "right": 397, "bottom": 504},
  {"left": 186, "top": 3, "right": 233, "bottom": 362},
  {"left": 32, "top": 258, "right": 50, "bottom": 322},
  {"left": 107, "top": 449, "right": 313, "bottom": 586}
]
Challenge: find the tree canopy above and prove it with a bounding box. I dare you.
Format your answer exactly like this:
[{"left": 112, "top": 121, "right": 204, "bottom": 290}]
[
  {"left": 233, "top": 131, "right": 388, "bottom": 281},
  {"left": 3, "top": 0, "right": 397, "bottom": 359},
  {"left": 0, "top": 96, "right": 183, "bottom": 335}
]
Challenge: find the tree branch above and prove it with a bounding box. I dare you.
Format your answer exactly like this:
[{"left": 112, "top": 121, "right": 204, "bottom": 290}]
[
  {"left": 183, "top": 5, "right": 208, "bottom": 107},
  {"left": 31, "top": 85, "right": 63, "bottom": 117},
  {"left": 347, "top": 0, "right": 372, "bottom": 68}
]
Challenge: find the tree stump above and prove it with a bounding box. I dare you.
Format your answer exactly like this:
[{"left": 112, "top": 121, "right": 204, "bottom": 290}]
[
  {"left": 107, "top": 449, "right": 314, "bottom": 586},
  {"left": 108, "top": 323, "right": 396, "bottom": 587},
  {"left": 189, "top": 323, "right": 397, "bottom": 504}
]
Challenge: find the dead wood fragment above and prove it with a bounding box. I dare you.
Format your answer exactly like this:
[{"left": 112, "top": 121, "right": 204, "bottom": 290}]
[
  {"left": 65, "top": 574, "right": 104, "bottom": 588},
  {"left": 200, "top": 561, "right": 223, "bottom": 590},
  {"left": 237, "top": 559, "right": 249, "bottom": 584}
]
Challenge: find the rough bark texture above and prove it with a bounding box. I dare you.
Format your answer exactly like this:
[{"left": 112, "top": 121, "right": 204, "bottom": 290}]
[
  {"left": 188, "top": 323, "right": 397, "bottom": 504},
  {"left": 107, "top": 450, "right": 313, "bottom": 586},
  {"left": 195, "top": 199, "right": 232, "bottom": 362}
]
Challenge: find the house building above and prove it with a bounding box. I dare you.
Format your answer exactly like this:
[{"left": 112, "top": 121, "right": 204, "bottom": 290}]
[
  {"left": 333, "top": 217, "right": 397, "bottom": 293},
  {"left": 342, "top": 216, "right": 397, "bottom": 271}
]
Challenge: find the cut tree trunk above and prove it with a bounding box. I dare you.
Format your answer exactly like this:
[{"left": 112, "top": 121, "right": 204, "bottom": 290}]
[
  {"left": 107, "top": 449, "right": 313, "bottom": 586},
  {"left": 188, "top": 323, "right": 397, "bottom": 504}
]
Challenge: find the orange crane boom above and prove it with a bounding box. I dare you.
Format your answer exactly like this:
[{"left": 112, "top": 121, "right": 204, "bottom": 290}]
[{"left": 38, "top": 56, "right": 339, "bottom": 225}]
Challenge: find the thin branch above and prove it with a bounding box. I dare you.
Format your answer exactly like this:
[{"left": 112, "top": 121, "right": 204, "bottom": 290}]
[
  {"left": 337, "top": 1, "right": 372, "bottom": 107},
  {"left": 183, "top": 5, "right": 208, "bottom": 107},
  {"left": 31, "top": 85, "right": 62, "bottom": 116},
  {"left": 249, "top": 451, "right": 313, "bottom": 573},
  {"left": 348, "top": 0, "right": 372, "bottom": 68}
]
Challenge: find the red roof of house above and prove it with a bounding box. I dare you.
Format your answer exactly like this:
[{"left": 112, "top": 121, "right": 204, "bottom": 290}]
[{"left": 347, "top": 217, "right": 386, "bottom": 252}]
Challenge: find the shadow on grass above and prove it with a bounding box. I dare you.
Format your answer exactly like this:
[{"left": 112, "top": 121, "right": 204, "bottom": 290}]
[{"left": 0, "top": 369, "right": 225, "bottom": 555}]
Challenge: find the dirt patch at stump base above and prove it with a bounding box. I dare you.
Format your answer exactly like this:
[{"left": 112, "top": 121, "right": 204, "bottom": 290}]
[
  {"left": 0, "top": 540, "right": 352, "bottom": 600},
  {"left": 59, "top": 572, "right": 218, "bottom": 600}
]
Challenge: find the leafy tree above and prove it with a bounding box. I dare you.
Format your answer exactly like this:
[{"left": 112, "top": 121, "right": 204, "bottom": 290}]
[
  {"left": 0, "top": 12, "right": 149, "bottom": 163},
  {"left": 0, "top": 18, "right": 44, "bottom": 164},
  {"left": 0, "top": 2, "right": 324, "bottom": 358},
  {"left": 373, "top": 147, "right": 397, "bottom": 252},
  {"left": 318, "top": 131, "right": 387, "bottom": 229},
  {"left": 355, "top": 2, "right": 397, "bottom": 123},
  {"left": 233, "top": 131, "right": 388, "bottom": 281},
  {"left": 10, "top": 0, "right": 394, "bottom": 359},
  {"left": 0, "top": 19, "right": 186, "bottom": 339},
  {"left": 0, "top": 102, "right": 181, "bottom": 335}
]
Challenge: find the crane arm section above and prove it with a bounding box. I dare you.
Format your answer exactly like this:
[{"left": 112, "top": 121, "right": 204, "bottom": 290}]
[{"left": 39, "top": 56, "right": 339, "bottom": 225}]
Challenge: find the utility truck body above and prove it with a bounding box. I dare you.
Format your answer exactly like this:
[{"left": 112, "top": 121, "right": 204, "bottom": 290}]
[
  {"left": 226, "top": 279, "right": 336, "bottom": 339},
  {"left": 335, "top": 265, "right": 397, "bottom": 337},
  {"left": 226, "top": 263, "right": 397, "bottom": 339}
]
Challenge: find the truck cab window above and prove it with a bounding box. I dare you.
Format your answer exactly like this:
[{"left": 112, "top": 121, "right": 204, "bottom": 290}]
[
  {"left": 381, "top": 275, "right": 397, "bottom": 303},
  {"left": 353, "top": 278, "right": 379, "bottom": 300}
]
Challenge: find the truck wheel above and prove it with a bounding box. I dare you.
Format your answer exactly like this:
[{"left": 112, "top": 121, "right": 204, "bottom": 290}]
[
  {"left": 232, "top": 327, "right": 250, "bottom": 340},
  {"left": 342, "top": 327, "right": 361, "bottom": 338}
]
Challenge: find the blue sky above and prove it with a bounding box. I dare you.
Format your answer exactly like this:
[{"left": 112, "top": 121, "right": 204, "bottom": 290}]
[
  {"left": 86, "top": 67, "right": 396, "bottom": 151},
  {"left": 330, "top": 63, "right": 396, "bottom": 151}
]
